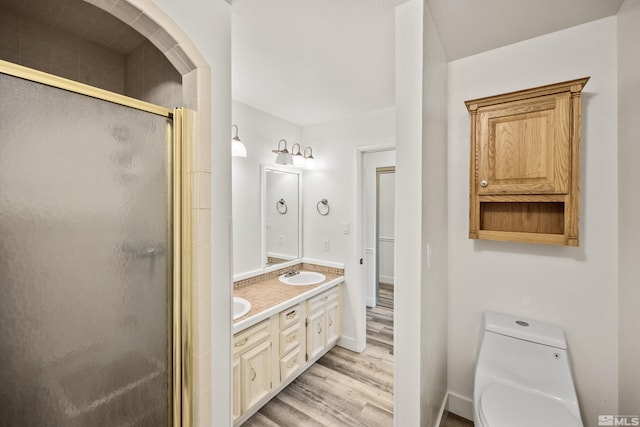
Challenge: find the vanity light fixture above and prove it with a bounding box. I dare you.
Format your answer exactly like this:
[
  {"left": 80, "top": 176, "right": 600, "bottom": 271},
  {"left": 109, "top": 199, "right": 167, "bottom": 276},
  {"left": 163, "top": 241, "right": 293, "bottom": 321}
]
[
  {"left": 303, "top": 147, "right": 315, "bottom": 170},
  {"left": 291, "top": 143, "right": 306, "bottom": 168},
  {"left": 273, "top": 139, "right": 293, "bottom": 165},
  {"left": 231, "top": 124, "right": 247, "bottom": 157}
]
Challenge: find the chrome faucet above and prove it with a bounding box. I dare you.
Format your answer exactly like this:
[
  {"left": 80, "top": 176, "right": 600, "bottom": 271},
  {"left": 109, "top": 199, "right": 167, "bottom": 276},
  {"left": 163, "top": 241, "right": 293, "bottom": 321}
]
[{"left": 284, "top": 269, "right": 300, "bottom": 277}]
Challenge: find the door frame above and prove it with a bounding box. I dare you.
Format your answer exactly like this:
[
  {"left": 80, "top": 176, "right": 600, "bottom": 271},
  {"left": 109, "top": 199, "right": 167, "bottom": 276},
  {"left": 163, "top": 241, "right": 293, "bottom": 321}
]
[{"left": 353, "top": 143, "right": 395, "bottom": 353}]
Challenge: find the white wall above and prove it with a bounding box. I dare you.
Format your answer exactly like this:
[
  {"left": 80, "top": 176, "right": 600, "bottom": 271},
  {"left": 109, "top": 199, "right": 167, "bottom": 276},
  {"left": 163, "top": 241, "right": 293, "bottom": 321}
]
[
  {"left": 420, "top": 3, "right": 449, "bottom": 425},
  {"left": 617, "top": 0, "right": 640, "bottom": 415},
  {"left": 232, "top": 101, "right": 302, "bottom": 275},
  {"left": 395, "top": 3, "right": 449, "bottom": 425},
  {"left": 447, "top": 17, "right": 619, "bottom": 426},
  {"left": 363, "top": 150, "right": 396, "bottom": 306},
  {"left": 394, "top": 1, "right": 422, "bottom": 425},
  {"left": 302, "top": 107, "right": 395, "bottom": 351}
]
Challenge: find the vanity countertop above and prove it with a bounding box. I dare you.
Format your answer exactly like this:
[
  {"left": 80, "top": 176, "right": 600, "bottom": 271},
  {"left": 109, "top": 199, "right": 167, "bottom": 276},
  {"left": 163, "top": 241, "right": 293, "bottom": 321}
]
[{"left": 233, "top": 271, "right": 344, "bottom": 334}]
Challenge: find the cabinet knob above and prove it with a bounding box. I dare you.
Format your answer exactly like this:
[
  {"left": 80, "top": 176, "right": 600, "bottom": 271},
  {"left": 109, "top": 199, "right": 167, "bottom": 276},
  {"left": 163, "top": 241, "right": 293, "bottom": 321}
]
[{"left": 480, "top": 180, "right": 488, "bottom": 187}]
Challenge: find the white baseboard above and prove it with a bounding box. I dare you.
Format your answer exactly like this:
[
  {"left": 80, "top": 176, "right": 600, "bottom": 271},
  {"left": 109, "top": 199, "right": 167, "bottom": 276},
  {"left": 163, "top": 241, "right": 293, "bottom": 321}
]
[
  {"left": 434, "top": 391, "right": 448, "bottom": 427},
  {"left": 366, "top": 297, "right": 375, "bottom": 307},
  {"left": 446, "top": 391, "right": 474, "bottom": 421},
  {"left": 337, "top": 335, "right": 358, "bottom": 352},
  {"left": 379, "top": 275, "right": 395, "bottom": 285}
]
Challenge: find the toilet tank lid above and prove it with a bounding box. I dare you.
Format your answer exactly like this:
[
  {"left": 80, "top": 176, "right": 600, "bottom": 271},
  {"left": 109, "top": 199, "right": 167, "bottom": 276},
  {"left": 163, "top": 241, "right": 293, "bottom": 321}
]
[{"left": 484, "top": 312, "right": 567, "bottom": 349}]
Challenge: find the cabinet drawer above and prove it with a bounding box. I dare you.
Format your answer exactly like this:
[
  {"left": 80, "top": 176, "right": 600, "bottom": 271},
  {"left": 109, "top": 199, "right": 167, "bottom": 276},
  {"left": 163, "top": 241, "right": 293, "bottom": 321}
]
[
  {"left": 307, "top": 287, "right": 339, "bottom": 313},
  {"left": 280, "top": 322, "right": 302, "bottom": 356},
  {"left": 280, "top": 304, "right": 302, "bottom": 330},
  {"left": 233, "top": 319, "right": 270, "bottom": 356},
  {"left": 280, "top": 346, "right": 302, "bottom": 382}
]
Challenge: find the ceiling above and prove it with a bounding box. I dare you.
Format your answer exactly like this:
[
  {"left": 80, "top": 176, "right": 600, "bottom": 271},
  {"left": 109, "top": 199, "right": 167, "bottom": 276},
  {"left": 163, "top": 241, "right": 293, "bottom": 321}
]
[
  {"left": 427, "top": 0, "right": 625, "bottom": 61},
  {"left": 4, "top": 0, "right": 625, "bottom": 126},
  {"left": 232, "top": 0, "right": 624, "bottom": 126},
  {"left": 231, "top": 0, "right": 398, "bottom": 126}
]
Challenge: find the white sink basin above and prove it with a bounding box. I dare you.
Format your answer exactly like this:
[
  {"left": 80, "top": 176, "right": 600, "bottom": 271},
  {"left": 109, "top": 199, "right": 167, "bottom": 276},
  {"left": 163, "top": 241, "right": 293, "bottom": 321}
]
[
  {"left": 279, "top": 271, "right": 326, "bottom": 286},
  {"left": 233, "top": 297, "right": 251, "bottom": 320}
]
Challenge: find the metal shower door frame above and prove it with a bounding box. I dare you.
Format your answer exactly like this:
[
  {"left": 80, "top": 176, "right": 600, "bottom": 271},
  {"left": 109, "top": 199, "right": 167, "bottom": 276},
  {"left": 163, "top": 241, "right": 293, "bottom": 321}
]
[{"left": 0, "top": 59, "right": 193, "bottom": 427}]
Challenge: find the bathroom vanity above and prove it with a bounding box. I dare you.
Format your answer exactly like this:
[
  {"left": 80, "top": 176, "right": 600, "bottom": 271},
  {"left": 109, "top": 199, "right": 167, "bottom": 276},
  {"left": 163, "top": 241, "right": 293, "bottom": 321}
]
[{"left": 232, "top": 265, "right": 344, "bottom": 425}]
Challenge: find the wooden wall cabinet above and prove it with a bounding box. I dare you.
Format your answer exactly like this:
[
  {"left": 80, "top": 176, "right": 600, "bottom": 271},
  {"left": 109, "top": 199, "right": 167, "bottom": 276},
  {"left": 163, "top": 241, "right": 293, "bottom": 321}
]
[{"left": 465, "top": 77, "right": 589, "bottom": 246}]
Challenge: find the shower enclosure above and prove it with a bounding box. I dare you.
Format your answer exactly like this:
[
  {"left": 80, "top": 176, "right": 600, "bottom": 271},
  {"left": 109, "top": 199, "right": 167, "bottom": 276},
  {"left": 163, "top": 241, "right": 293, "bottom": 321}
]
[{"left": 0, "top": 61, "right": 192, "bottom": 426}]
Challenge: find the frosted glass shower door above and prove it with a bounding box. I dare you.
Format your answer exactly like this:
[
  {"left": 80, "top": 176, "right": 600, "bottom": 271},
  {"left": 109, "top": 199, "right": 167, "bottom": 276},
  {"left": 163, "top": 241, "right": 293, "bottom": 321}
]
[{"left": 0, "top": 71, "right": 173, "bottom": 426}]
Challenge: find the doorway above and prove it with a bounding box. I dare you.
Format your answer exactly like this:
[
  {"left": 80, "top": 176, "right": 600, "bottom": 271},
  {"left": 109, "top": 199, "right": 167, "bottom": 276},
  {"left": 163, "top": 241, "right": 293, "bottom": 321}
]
[
  {"left": 376, "top": 166, "right": 395, "bottom": 309},
  {"left": 362, "top": 149, "right": 396, "bottom": 310}
]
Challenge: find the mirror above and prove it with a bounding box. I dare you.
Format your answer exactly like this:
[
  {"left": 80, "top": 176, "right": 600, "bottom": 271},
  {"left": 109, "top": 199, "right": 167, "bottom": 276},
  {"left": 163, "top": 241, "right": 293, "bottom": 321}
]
[{"left": 261, "top": 165, "right": 302, "bottom": 268}]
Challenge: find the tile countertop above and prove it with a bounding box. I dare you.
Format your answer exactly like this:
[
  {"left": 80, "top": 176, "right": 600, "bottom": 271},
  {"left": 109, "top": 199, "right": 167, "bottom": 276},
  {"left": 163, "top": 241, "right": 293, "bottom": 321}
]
[{"left": 233, "top": 271, "right": 344, "bottom": 335}]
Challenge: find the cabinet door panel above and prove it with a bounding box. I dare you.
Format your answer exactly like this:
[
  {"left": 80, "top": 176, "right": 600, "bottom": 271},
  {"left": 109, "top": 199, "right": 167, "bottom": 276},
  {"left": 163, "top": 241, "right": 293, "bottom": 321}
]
[
  {"left": 477, "top": 93, "right": 570, "bottom": 195},
  {"left": 325, "top": 301, "right": 340, "bottom": 347},
  {"left": 306, "top": 310, "right": 325, "bottom": 361},
  {"left": 241, "top": 340, "right": 271, "bottom": 413}
]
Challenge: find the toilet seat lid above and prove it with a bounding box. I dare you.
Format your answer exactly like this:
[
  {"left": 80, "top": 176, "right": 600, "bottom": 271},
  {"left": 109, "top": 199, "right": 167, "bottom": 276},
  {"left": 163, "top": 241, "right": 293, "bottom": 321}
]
[{"left": 479, "top": 383, "right": 581, "bottom": 427}]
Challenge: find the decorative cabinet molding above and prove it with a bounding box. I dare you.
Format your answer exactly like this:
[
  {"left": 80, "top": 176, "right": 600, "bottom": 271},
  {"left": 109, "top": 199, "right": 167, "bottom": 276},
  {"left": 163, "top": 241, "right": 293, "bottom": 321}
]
[{"left": 465, "top": 77, "right": 589, "bottom": 246}]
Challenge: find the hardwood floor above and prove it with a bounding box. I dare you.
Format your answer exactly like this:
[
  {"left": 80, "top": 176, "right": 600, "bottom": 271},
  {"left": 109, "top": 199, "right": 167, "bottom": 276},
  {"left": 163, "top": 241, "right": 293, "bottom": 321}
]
[
  {"left": 377, "top": 282, "right": 394, "bottom": 309},
  {"left": 243, "top": 305, "right": 394, "bottom": 426},
  {"left": 242, "top": 288, "right": 473, "bottom": 427},
  {"left": 441, "top": 412, "right": 474, "bottom": 427}
]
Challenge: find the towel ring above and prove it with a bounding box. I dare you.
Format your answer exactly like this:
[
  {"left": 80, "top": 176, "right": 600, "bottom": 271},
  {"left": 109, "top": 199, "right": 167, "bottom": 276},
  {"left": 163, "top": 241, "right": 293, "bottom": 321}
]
[
  {"left": 276, "top": 199, "right": 287, "bottom": 214},
  {"left": 316, "top": 199, "right": 329, "bottom": 216}
]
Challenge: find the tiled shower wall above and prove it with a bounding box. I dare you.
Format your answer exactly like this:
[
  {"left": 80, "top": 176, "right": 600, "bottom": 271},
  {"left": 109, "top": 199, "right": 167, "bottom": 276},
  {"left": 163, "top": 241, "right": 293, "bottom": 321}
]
[
  {"left": 0, "top": 7, "right": 126, "bottom": 94},
  {"left": 126, "top": 39, "right": 183, "bottom": 108},
  {"left": 0, "top": 7, "right": 182, "bottom": 108}
]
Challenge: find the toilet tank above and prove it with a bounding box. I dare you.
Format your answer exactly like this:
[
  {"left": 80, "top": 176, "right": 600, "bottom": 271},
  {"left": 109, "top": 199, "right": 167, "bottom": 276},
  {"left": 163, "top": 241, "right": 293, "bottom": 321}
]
[{"left": 476, "top": 312, "right": 579, "bottom": 405}]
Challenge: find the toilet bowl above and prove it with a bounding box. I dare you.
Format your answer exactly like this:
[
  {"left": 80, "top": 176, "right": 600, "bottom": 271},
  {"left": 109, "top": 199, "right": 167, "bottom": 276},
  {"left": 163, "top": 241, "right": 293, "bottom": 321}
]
[{"left": 473, "top": 312, "right": 583, "bottom": 427}]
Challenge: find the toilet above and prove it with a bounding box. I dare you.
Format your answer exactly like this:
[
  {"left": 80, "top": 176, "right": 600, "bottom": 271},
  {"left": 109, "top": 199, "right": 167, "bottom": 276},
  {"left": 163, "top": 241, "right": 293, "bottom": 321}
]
[{"left": 473, "top": 312, "right": 583, "bottom": 427}]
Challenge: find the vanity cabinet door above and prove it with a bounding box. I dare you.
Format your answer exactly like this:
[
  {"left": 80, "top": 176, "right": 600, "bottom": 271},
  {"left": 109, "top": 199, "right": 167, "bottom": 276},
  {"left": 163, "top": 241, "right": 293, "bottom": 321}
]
[
  {"left": 232, "top": 357, "right": 242, "bottom": 422},
  {"left": 241, "top": 339, "right": 272, "bottom": 413},
  {"left": 306, "top": 309, "right": 326, "bottom": 361},
  {"left": 325, "top": 300, "right": 340, "bottom": 348}
]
